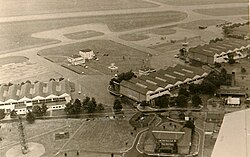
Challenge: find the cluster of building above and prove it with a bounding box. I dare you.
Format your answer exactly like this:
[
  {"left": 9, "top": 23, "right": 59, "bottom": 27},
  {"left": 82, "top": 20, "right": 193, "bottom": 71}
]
[
  {"left": 119, "top": 64, "right": 208, "bottom": 102},
  {"left": 188, "top": 38, "right": 250, "bottom": 65},
  {"left": 67, "top": 49, "right": 95, "bottom": 65},
  {"left": 0, "top": 79, "right": 72, "bottom": 114}
]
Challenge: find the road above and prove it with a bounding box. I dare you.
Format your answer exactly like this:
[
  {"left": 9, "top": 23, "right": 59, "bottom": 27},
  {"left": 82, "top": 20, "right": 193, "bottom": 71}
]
[{"left": 123, "top": 128, "right": 149, "bottom": 157}]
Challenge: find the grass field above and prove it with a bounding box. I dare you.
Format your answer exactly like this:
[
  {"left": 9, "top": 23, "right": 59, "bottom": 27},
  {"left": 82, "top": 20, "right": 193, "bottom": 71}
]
[
  {"left": 62, "top": 119, "right": 134, "bottom": 152},
  {"left": 145, "top": 26, "right": 177, "bottom": 35},
  {"left": 0, "top": 119, "right": 83, "bottom": 157},
  {"left": 38, "top": 40, "right": 150, "bottom": 75},
  {"left": 193, "top": 7, "right": 248, "bottom": 16},
  {"left": 119, "top": 33, "right": 149, "bottom": 41},
  {"left": 179, "top": 19, "right": 226, "bottom": 30},
  {"left": 64, "top": 30, "right": 104, "bottom": 40},
  {"left": 0, "top": 56, "right": 28, "bottom": 66},
  {"left": 152, "top": 0, "right": 247, "bottom": 6},
  {"left": 119, "top": 26, "right": 177, "bottom": 41},
  {"left": 0, "top": 11, "right": 186, "bottom": 52},
  {"left": 0, "top": 0, "right": 158, "bottom": 17}
]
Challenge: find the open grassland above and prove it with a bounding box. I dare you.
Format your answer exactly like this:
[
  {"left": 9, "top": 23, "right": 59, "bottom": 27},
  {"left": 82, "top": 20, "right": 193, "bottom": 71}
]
[
  {"left": 193, "top": 7, "right": 248, "bottom": 16},
  {"left": 62, "top": 119, "right": 134, "bottom": 153},
  {"left": 0, "top": 11, "right": 186, "bottom": 52},
  {"left": 0, "top": 56, "right": 28, "bottom": 66},
  {"left": 64, "top": 30, "right": 104, "bottom": 40},
  {"left": 145, "top": 26, "right": 176, "bottom": 35},
  {"left": 38, "top": 40, "right": 150, "bottom": 74},
  {"left": 152, "top": 0, "right": 248, "bottom": 6},
  {"left": 0, "top": 119, "right": 82, "bottom": 157},
  {"left": 119, "top": 33, "right": 150, "bottom": 41},
  {"left": 179, "top": 19, "right": 226, "bottom": 30},
  {"left": 0, "top": 0, "right": 158, "bottom": 17},
  {"left": 119, "top": 26, "right": 177, "bottom": 41}
]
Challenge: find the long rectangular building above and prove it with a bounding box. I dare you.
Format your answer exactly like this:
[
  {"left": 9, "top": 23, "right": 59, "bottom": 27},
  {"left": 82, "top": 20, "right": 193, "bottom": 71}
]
[
  {"left": 120, "top": 64, "right": 208, "bottom": 102},
  {"left": 188, "top": 38, "right": 250, "bottom": 64},
  {"left": 0, "top": 79, "right": 72, "bottom": 114}
]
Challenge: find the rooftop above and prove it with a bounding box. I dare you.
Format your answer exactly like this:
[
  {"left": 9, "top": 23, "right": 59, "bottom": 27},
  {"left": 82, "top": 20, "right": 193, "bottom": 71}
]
[
  {"left": 189, "top": 38, "right": 250, "bottom": 57},
  {"left": 120, "top": 64, "right": 207, "bottom": 95}
]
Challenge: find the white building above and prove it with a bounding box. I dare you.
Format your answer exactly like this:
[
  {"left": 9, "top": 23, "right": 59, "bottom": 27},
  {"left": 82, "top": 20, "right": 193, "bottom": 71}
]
[
  {"left": 67, "top": 54, "right": 85, "bottom": 65},
  {"left": 226, "top": 97, "right": 241, "bottom": 107},
  {"left": 79, "top": 49, "right": 95, "bottom": 60},
  {"left": 0, "top": 79, "right": 72, "bottom": 114}
]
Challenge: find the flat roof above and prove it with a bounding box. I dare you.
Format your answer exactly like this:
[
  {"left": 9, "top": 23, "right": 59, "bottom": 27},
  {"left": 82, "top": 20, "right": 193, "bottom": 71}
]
[{"left": 211, "top": 109, "right": 250, "bottom": 157}]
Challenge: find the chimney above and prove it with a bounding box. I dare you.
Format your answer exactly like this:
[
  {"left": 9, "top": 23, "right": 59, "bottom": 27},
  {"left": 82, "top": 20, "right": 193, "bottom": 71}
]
[{"left": 231, "top": 72, "right": 236, "bottom": 86}]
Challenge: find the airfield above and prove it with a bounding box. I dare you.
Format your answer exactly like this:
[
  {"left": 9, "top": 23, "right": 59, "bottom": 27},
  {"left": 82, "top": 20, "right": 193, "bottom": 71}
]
[{"left": 0, "top": 0, "right": 248, "bottom": 156}]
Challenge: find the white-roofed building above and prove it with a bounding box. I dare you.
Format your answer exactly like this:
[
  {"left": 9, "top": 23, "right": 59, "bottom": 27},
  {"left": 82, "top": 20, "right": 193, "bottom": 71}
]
[
  {"left": 0, "top": 79, "right": 73, "bottom": 114},
  {"left": 226, "top": 97, "right": 241, "bottom": 107}
]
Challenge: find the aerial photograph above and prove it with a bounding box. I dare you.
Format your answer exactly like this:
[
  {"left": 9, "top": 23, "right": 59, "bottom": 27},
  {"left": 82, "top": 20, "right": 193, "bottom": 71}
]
[{"left": 0, "top": 0, "right": 249, "bottom": 157}]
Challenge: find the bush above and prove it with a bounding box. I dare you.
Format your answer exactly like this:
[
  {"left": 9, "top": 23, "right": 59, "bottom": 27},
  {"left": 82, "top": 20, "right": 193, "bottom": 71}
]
[
  {"left": 0, "top": 109, "right": 5, "bottom": 120},
  {"left": 26, "top": 111, "right": 35, "bottom": 124}
]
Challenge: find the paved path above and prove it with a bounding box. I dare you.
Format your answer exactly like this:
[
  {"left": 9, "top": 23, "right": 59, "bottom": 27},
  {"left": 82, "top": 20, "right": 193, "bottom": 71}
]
[{"left": 123, "top": 128, "right": 149, "bottom": 157}]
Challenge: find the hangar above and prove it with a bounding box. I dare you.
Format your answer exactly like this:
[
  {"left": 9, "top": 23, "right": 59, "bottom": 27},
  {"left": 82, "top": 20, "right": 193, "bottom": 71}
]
[{"left": 119, "top": 64, "right": 208, "bottom": 102}]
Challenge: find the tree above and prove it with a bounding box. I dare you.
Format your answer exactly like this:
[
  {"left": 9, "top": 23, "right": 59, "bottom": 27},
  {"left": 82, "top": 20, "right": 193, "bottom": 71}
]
[
  {"left": 96, "top": 103, "right": 105, "bottom": 111},
  {"left": 178, "top": 87, "right": 189, "bottom": 97},
  {"left": 192, "top": 94, "right": 202, "bottom": 108},
  {"left": 241, "top": 67, "right": 246, "bottom": 73},
  {"left": 33, "top": 104, "right": 48, "bottom": 117},
  {"left": 91, "top": 97, "right": 97, "bottom": 108},
  {"left": 82, "top": 97, "right": 90, "bottom": 109},
  {"left": 214, "top": 62, "right": 221, "bottom": 68},
  {"left": 189, "top": 83, "right": 201, "bottom": 94},
  {"left": 86, "top": 100, "right": 96, "bottom": 113},
  {"left": 175, "top": 95, "right": 188, "bottom": 108},
  {"left": 201, "top": 79, "right": 217, "bottom": 95},
  {"left": 140, "top": 101, "right": 150, "bottom": 108},
  {"left": 64, "top": 102, "right": 72, "bottom": 114},
  {"left": 32, "top": 105, "right": 43, "bottom": 117},
  {"left": 26, "top": 111, "right": 35, "bottom": 124},
  {"left": 184, "top": 120, "right": 195, "bottom": 135},
  {"left": 41, "top": 104, "right": 48, "bottom": 115},
  {"left": 10, "top": 110, "right": 17, "bottom": 118},
  {"left": 113, "top": 99, "right": 123, "bottom": 112},
  {"left": 155, "top": 95, "right": 169, "bottom": 108},
  {"left": 0, "top": 109, "right": 5, "bottom": 120},
  {"left": 228, "top": 55, "right": 235, "bottom": 64}
]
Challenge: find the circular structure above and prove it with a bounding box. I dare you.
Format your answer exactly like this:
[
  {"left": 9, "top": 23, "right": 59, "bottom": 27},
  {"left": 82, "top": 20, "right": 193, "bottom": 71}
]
[{"left": 6, "top": 142, "right": 45, "bottom": 157}]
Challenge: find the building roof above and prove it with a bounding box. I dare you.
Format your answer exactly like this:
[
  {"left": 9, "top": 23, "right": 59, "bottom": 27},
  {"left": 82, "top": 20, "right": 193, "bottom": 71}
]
[
  {"left": 120, "top": 64, "right": 207, "bottom": 97},
  {"left": 79, "top": 48, "right": 92, "bottom": 52},
  {"left": 211, "top": 109, "right": 250, "bottom": 157},
  {"left": 5, "top": 84, "right": 21, "bottom": 101},
  {"left": 19, "top": 83, "right": 33, "bottom": 99},
  {"left": 0, "top": 80, "right": 72, "bottom": 104},
  {"left": 218, "top": 85, "right": 246, "bottom": 96},
  {"left": 227, "top": 97, "right": 240, "bottom": 105},
  {"left": 120, "top": 80, "right": 148, "bottom": 94},
  {"left": 69, "top": 54, "right": 82, "bottom": 59},
  {"left": 189, "top": 38, "right": 250, "bottom": 57},
  {"left": 33, "top": 82, "right": 46, "bottom": 98},
  {"left": 152, "top": 130, "right": 184, "bottom": 140},
  {"left": 0, "top": 85, "right": 9, "bottom": 102}
]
